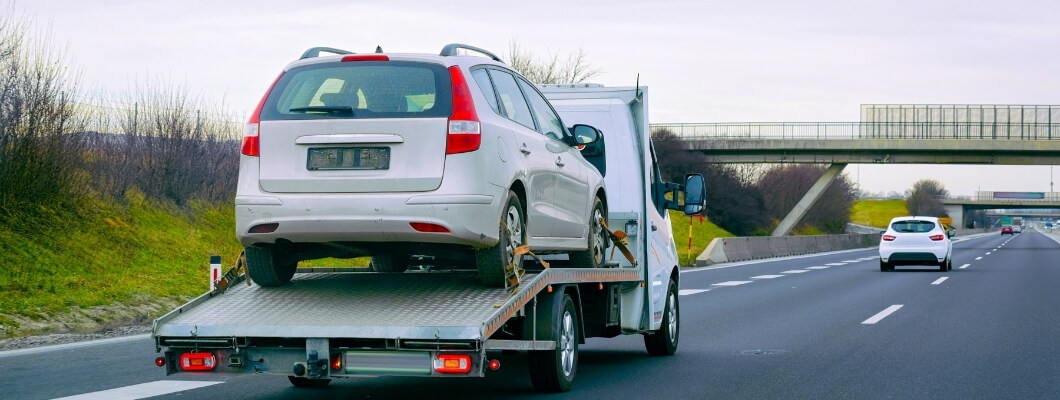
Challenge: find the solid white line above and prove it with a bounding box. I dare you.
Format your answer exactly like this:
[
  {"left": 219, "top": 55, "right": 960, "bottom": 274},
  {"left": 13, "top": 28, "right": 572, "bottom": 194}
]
[
  {"left": 781, "top": 270, "right": 809, "bottom": 274},
  {"left": 931, "top": 277, "right": 949, "bottom": 285},
  {"left": 862, "top": 305, "right": 904, "bottom": 325},
  {"left": 959, "top": 263, "right": 970, "bottom": 269},
  {"left": 712, "top": 281, "right": 754, "bottom": 286},
  {"left": 53, "top": 380, "right": 222, "bottom": 400},
  {"left": 826, "top": 263, "right": 846, "bottom": 266},
  {"left": 0, "top": 334, "right": 151, "bottom": 359},
  {"left": 975, "top": 257, "right": 983, "bottom": 260},
  {"left": 806, "top": 266, "right": 830, "bottom": 270},
  {"left": 751, "top": 275, "right": 785, "bottom": 279},
  {"left": 679, "top": 289, "right": 709, "bottom": 296}
]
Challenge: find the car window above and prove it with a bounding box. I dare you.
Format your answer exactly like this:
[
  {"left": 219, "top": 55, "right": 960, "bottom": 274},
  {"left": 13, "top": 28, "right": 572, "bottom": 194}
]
[
  {"left": 486, "top": 69, "right": 535, "bottom": 130},
  {"left": 516, "top": 78, "right": 567, "bottom": 141},
  {"left": 891, "top": 220, "right": 936, "bottom": 233},
  {"left": 470, "top": 68, "right": 501, "bottom": 115},
  {"left": 260, "top": 61, "right": 450, "bottom": 120}
]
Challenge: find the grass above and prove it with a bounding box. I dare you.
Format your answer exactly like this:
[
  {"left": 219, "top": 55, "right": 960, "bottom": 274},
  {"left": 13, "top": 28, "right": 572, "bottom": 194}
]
[
  {"left": 850, "top": 199, "right": 909, "bottom": 228},
  {"left": 669, "top": 211, "right": 733, "bottom": 267}
]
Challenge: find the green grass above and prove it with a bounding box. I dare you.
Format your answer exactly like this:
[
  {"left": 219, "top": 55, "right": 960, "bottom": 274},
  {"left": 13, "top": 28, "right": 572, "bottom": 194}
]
[
  {"left": 669, "top": 211, "right": 732, "bottom": 267},
  {"left": 850, "top": 199, "right": 909, "bottom": 228}
]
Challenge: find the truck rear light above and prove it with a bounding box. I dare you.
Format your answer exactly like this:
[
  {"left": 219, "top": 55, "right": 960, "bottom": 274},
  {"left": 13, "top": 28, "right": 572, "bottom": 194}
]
[
  {"left": 445, "top": 66, "right": 480, "bottom": 155},
  {"left": 433, "top": 354, "right": 471, "bottom": 374},
  {"left": 242, "top": 71, "right": 285, "bottom": 157},
  {"left": 410, "top": 222, "right": 451, "bottom": 233},
  {"left": 180, "top": 352, "right": 217, "bottom": 372},
  {"left": 331, "top": 353, "right": 343, "bottom": 371},
  {"left": 249, "top": 223, "right": 279, "bottom": 234},
  {"left": 882, "top": 235, "right": 896, "bottom": 241},
  {"left": 342, "top": 54, "right": 389, "bottom": 62},
  {"left": 155, "top": 356, "right": 166, "bottom": 367},
  {"left": 929, "top": 234, "right": 945, "bottom": 241}
]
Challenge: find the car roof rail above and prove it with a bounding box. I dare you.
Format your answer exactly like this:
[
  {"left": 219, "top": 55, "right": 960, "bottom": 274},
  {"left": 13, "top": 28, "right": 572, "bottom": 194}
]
[
  {"left": 439, "top": 43, "right": 503, "bottom": 63},
  {"left": 300, "top": 47, "right": 354, "bottom": 59}
]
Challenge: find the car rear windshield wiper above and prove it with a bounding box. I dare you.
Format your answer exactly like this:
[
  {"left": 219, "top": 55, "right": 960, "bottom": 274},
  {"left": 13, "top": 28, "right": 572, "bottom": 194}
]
[{"left": 289, "top": 106, "right": 354, "bottom": 115}]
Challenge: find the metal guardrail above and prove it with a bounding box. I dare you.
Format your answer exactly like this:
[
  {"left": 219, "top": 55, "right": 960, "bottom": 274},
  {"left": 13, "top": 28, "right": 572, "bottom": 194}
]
[{"left": 652, "top": 122, "right": 1060, "bottom": 140}]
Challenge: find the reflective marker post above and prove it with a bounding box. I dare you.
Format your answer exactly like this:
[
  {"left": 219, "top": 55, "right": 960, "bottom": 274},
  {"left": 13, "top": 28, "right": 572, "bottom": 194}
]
[{"left": 210, "top": 255, "right": 221, "bottom": 291}]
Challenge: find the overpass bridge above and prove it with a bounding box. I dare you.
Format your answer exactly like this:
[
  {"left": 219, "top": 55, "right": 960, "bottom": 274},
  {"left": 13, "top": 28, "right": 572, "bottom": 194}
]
[
  {"left": 942, "top": 192, "right": 1060, "bottom": 227},
  {"left": 651, "top": 106, "right": 1060, "bottom": 236}
]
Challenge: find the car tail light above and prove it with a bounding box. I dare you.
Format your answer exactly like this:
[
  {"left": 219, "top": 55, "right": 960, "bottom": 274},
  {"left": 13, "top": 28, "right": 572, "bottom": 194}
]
[
  {"left": 410, "top": 222, "right": 451, "bottom": 233},
  {"left": 882, "top": 235, "right": 896, "bottom": 241},
  {"left": 433, "top": 354, "right": 472, "bottom": 374},
  {"left": 242, "top": 71, "right": 285, "bottom": 157},
  {"left": 249, "top": 223, "right": 279, "bottom": 234},
  {"left": 179, "top": 352, "right": 217, "bottom": 372},
  {"left": 342, "top": 54, "right": 389, "bottom": 62},
  {"left": 445, "top": 66, "right": 481, "bottom": 155},
  {"left": 929, "top": 234, "right": 945, "bottom": 241}
]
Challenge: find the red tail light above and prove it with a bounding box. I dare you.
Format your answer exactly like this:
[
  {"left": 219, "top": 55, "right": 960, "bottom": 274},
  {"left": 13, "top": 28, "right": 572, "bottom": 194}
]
[
  {"left": 929, "top": 234, "right": 945, "bottom": 241},
  {"left": 446, "top": 66, "right": 481, "bottom": 155},
  {"left": 331, "top": 353, "right": 343, "bottom": 371},
  {"left": 242, "top": 71, "right": 285, "bottom": 157},
  {"left": 342, "top": 54, "right": 389, "bottom": 62},
  {"left": 882, "top": 235, "right": 896, "bottom": 241},
  {"left": 179, "top": 352, "right": 217, "bottom": 372},
  {"left": 433, "top": 354, "right": 472, "bottom": 374},
  {"left": 410, "top": 222, "right": 451, "bottom": 233}
]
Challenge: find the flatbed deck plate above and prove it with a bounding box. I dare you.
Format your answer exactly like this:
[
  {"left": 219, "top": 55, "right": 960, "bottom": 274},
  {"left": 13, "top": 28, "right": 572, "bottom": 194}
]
[{"left": 154, "top": 268, "right": 641, "bottom": 341}]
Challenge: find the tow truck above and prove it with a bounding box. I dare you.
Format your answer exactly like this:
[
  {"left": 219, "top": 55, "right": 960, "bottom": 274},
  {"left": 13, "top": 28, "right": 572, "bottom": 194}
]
[{"left": 152, "top": 84, "right": 706, "bottom": 392}]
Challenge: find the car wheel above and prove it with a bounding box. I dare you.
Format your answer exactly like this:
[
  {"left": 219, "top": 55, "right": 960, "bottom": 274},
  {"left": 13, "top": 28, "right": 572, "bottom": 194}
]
[
  {"left": 475, "top": 191, "right": 525, "bottom": 287},
  {"left": 644, "top": 279, "right": 679, "bottom": 356},
  {"left": 244, "top": 246, "right": 297, "bottom": 287},
  {"left": 939, "top": 260, "right": 947, "bottom": 272},
  {"left": 569, "top": 197, "right": 608, "bottom": 269},
  {"left": 369, "top": 252, "right": 410, "bottom": 273},
  {"left": 527, "top": 291, "right": 578, "bottom": 392},
  {"left": 947, "top": 258, "right": 953, "bottom": 271}
]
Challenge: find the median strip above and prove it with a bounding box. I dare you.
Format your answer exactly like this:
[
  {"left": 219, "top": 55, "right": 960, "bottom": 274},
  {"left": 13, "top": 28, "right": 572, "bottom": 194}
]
[{"left": 862, "top": 305, "right": 903, "bottom": 325}]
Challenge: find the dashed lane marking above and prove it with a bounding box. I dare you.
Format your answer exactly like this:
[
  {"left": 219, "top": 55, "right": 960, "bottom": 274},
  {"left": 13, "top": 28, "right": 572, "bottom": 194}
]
[
  {"left": 712, "top": 281, "right": 754, "bottom": 286},
  {"left": 975, "top": 257, "right": 983, "bottom": 260},
  {"left": 931, "top": 277, "right": 949, "bottom": 285},
  {"left": 679, "top": 289, "right": 709, "bottom": 296},
  {"left": 826, "top": 263, "right": 846, "bottom": 266},
  {"left": 782, "top": 270, "right": 809, "bottom": 274},
  {"left": 751, "top": 275, "right": 785, "bottom": 279},
  {"left": 862, "top": 305, "right": 903, "bottom": 325},
  {"left": 959, "top": 263, "right": 970, "bottom": 269},
  {"left": 841, "top": 260, "right": 859, "bottom": 263},
  {"left": 806, "top": 266, "right": 830, "bottom": 270},
  {"left": 53, "top": 380, "right": 223, "bottom": 400}
]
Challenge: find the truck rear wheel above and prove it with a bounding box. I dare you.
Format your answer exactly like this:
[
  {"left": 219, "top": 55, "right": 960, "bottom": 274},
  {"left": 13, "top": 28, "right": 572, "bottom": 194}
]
[
  {"left": 475, "top": 191, "right": 525, "bottom": 287},
  {"left": 528, "top": 291, "right": 578, "bottom": 392},
  {"left": 370, "top": 252, "right": 410, "bottom": 273},
  {"left": 569, "top": 197, "right": 607, "bottom": 269},
  {"left": 245, "top": 246, "right": 297, "bottom": 287},
  {"left": 644, "top": 279, "right": 679, "bottom": 356}
]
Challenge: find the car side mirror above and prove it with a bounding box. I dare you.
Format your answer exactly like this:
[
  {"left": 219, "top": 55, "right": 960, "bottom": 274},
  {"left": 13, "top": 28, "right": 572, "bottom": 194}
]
[
  {"left": 682, "top": 174, "right": 706, "bottom": 216},
  {"left": 947, "top": 229, "right": 956, "bottom": 238},
  {"left": 570, "top": 124, "right": 600, "bottom": 146}
]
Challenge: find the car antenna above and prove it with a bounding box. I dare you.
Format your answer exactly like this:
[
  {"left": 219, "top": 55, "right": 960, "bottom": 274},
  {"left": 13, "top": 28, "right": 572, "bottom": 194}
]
[{"left": 375, "top": 45, "right": 384, "bottom": 53}]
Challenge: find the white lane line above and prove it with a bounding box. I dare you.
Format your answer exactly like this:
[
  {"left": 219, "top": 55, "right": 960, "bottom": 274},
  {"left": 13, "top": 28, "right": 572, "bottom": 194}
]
[
  {"left": 54, "top": 380, "right": 222, "bottom": 400},
  {"left": 992, "top": 248, "right": 998, "bottom": 251},
  {"left": 751, "top": 275, "right": 785, "bottom": 279},
  {"left": 679, "top": 289, "right": 709, "bottom": 296},
  {"left": 841, "top": 260, "right": 858, "bottom": 263},
  {"left": 985, "top": 252, "right": 992, "bottom": 255},
  {"left": 862, "top": 305, "right": 904, "bottom": 325},
  {"left": 782, "top": 270, "right": 809, "bottom": 274},
  {"left": 975, "top": 257, "right": 983, "bottom": 260},
  {"left": 806, "top": 266, "right": 830, "bottom": 270},
  {"left": 826, "top": 263, "right": 846, "bottom": 266},
  {"left": 931, "top": 277, "right": 949, "bottom": 285},
  {"left": 712, "top": 281, "right": 754, "bottom": 286},
  {"left": 959, "top": 263, "right": 970, "bottom": 269}
]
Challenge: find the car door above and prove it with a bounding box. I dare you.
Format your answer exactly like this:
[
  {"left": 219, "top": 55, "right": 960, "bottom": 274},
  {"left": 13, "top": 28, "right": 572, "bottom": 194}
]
[
  {"left": 485, "top": 69, "right": 556, "bottom": 240},
  {"left": 516, "top": 78, "right": 590, "bottom": 239}
]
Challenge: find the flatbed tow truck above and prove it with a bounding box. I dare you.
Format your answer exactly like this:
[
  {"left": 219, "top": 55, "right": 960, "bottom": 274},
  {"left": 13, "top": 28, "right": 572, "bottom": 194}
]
[{"left": 152, "top": 84, "right": 706, "bottom": 392}]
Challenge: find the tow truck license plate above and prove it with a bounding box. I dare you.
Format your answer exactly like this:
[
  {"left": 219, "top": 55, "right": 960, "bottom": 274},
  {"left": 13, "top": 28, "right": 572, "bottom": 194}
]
[{"left": 307, "top": 147, "right": 390, "bottom": 170}]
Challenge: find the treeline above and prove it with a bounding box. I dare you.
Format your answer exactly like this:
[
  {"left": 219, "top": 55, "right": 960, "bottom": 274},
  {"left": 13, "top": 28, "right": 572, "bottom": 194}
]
[
  {"left": 652, "top": 128, "right": 858, "bottom": 235},
  {"left": 0, "top": 11, "right": 239, "bottom": 212}
]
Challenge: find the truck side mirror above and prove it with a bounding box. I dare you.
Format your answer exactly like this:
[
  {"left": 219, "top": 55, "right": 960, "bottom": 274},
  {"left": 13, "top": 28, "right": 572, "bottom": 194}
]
[{"left": 682, "top": 174, "right": 706, "bottom": 216}]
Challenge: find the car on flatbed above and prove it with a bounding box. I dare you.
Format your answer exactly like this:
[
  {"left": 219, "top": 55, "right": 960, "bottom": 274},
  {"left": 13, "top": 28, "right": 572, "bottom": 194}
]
[{"left": 879, "top": 216, "right": 954, "bottom": 272}]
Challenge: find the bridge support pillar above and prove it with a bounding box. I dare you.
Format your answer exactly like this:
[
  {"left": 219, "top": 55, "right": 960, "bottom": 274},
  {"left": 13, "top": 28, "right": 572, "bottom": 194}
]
[
  {"left": 944, "top": 204, "right": 965, "bottom": 228},
  {"left": 772, "top": 163, "right": 848, "bottom": 237}
]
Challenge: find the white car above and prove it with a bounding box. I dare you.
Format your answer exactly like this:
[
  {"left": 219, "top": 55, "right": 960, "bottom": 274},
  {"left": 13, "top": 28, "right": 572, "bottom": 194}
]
[
  {"left": 236, "top": 44, "right": 608, "bottom": 287},
  {"left": 879, "top": 216, "right": 954, "bottom": 272}
]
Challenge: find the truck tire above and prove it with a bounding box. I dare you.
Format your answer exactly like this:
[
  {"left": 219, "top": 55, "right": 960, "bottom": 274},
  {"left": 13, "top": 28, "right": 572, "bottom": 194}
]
[
  {"left": 244, "top": 246, "right": 297, "bottom": 287},
  {"left": 569, "top": 197, "right": 607, "bottom": 269},
  {"left": 288, "top": 376, "right": 330, "bottom": 388},
  {"left": 475, "top": 191, "right": 525, "bottom": 287},
  {"left": 369, "top": 252, "right": 410, "bottom": 273},
  {"left": 644, "top": 279, "right": 679, "bottom": 356},
  {"left": 528, "top": 291, "right": 578, "bottom": 392}
]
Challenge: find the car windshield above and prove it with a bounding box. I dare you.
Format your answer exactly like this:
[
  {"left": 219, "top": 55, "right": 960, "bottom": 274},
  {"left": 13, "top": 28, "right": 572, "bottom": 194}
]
[{"left": 891, "top": 220, "right": 936, "bottom": 233}]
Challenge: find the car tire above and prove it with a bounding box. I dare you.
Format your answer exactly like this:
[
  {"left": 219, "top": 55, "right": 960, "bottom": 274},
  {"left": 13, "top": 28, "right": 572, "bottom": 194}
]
[
  {"left": 879, "top": 260, "right": 888, "bottom": 272},
  {"left": 939, "top": 260, "right": 947, "bottom": 272},
  {"left": 475, "top": 191, "right": 525, "bottom": 287},
  {"left": 527, "top": 291, "right": 578, "bottom": 392},
  {"left": 947, "top": 258, "right": 953, "bottom": 271},
  {"left": 245, "top": 246, "right": 297, "bottom": 287},
  {"left": 569, "top": 197, "right": 608, "bottom": 269},
  {"left": 369, "top": 252, "right": 410, "bottom": 273},
  {"left": 644, "top": 279, "right": 679, "bottom": 356}
]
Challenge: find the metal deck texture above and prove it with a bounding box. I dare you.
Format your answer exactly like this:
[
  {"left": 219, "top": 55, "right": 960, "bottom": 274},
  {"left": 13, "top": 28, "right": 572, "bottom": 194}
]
[{"left": 154, "top": 268, "right": 641, "bottom": 341}]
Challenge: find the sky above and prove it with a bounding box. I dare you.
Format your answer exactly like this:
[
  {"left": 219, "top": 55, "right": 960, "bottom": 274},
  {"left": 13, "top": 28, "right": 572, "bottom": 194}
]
[{"left": 8, "top": 0, "right": 1060, "bottom": 196}]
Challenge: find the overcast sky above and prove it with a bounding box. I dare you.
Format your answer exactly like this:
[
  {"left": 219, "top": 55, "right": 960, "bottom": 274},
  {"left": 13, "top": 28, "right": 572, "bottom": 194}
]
[{"left": 10, "top": 0, "right": 1060, "bottom": 196}]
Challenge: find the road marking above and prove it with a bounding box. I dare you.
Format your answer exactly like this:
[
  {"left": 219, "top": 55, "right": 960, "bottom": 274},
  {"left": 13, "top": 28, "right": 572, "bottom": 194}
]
[
  {"left": 781, "top": 270, "right": 809, "bottom": 274},
  {"left": 712, "top": 281, "right": 753, "bottom": 286},
  {"left": 931, "top": 277, "right": 949, "bottom": 285},
  {"left": 985, "top": 252, "right": 992, "bottom": 255},
  {"left": 975, "top": 257, "right": 983, "bottom": 260},
  {"left": 54, "top": 380, "right": 222, "bottom": 400},
  {"left": 679, "top": 289, "right": 709, "bottom": 296},
  {"left": 826, "top": 262, "right": 845, "bottom": 266},
  {"left": 992, "top": 248, "right": 998, "bottom": 251},
  {"left": 841, "top": 260, "right": 858, "bottom": 263},
  {"left": 862, "top": 305, "right": 903, "bottom": 325},
  {"left": 958, "top": 263, "right": 970, "bottom": 269},
  {"left": 751, "top": 274, "right": 785, "bottom": 279},
  {"left": 806, "top": 266, "right": 830, "bottom": 270}
]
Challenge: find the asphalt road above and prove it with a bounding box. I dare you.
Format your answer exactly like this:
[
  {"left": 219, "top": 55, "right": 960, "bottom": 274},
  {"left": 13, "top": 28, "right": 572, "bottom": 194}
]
[{"left": 2, "top": 230, "right": 1058, "bottom": 399}]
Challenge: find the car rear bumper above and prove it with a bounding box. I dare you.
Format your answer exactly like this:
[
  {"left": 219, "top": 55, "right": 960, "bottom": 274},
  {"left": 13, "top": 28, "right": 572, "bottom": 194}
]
[{"left": 879, "top": 249, "right": 948, "bottom": 264}]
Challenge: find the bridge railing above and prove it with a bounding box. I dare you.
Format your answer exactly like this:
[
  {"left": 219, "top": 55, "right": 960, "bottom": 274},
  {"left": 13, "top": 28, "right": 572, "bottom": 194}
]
[{"left": 652, "top": 122, "right": 1060, "bottom": 140}]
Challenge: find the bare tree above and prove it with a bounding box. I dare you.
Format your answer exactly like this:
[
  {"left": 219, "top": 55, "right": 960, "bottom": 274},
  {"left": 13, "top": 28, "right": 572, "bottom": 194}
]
[
  {"left": 906, "top": 179, "right": 949, "bottom": 217},
  {"left": 506, "top": 41, "right": 601, "bottom": 84},
  {"left": 756, "top": 165, "right": 858, "bottom": 234}
]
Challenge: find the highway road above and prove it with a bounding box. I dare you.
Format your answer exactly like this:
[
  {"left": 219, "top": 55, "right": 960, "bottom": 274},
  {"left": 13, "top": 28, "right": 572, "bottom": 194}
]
[{"left": 2, "top": 230, "right": 1059, "bottom": 399}]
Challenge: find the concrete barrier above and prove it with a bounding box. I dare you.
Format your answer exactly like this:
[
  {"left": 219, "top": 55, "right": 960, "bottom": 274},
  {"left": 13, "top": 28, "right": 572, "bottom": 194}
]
[{"left": 695, "top": 233, "right": 882, "bottom": 267}]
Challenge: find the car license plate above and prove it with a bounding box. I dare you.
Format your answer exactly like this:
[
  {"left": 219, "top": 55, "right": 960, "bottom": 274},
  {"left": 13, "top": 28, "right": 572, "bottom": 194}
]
[{"left": 307, "top": 147, "right": 390, "bottom": 170}]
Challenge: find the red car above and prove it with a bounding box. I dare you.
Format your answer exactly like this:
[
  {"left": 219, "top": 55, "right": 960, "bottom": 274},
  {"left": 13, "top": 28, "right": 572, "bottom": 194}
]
[{"left": 1001, "top": 225, "right": 1014, "bottom": 235}]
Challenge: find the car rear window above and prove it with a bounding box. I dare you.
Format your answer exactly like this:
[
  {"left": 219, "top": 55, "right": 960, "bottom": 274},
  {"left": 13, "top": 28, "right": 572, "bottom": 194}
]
[
  {"left": 891, "top": 220, "right": 936, "bottom": 233},
  {"left": 259, "top": 61, "right": 452, "bottom": 120}
]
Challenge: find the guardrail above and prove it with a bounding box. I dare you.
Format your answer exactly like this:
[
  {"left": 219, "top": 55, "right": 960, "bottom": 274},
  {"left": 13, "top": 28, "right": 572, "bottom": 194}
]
[{"left": 651, "top": 122, "right": 1060, "bottom": 140}]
